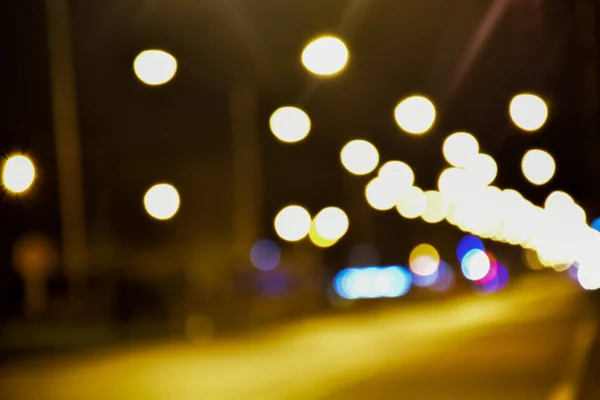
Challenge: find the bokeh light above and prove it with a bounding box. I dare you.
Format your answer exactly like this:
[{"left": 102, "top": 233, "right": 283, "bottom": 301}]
[
  {"left": 421, "top": 191, "right": 448, "bottom": 224},
  {"left": 443, "top": 132, "right": 480, "bottom": 168},
  {"left": 475, "top": 252, "right": 498, "bottom": 285},
  {"left": 592, "top": 217, "right": 600, "bottom": 232},
  {"left": 309, "top": 222, "right": 338, "bottom": 248},
  {"left": 509, "top": 93, "right": 548, "bottom": 132},
  {"left": 340, "top": 139, "right": 379, "bottom": 175},
  {"left": 269, "top": 106, "right": 311, "bottom": 143},
  {"left": 437, "top": 167, "right": 477, "bottom": 203},
  {"left": 143, "top": 183, "right": 180, "bottom": 220},
  {"left": 461, "top": 249, "right": 491, "bottom": 281},
  {"left": 456, "top": 235, "right": 485, "bottom": 263},
  {"left": 409, "top": 244, "right": 440, "bottom": 277},
  {"left": 523, "top": 248, "right": 545, "bottom": 270},
  {"left": 274, "top": 205, "right": 311, "bottom": 242},
  {"left": 577, "top": 263, "right": 600, "bottom": 291},
  {"left": 314, "top": 207, "right": 349, "bottom": 241},
  {"left": 301, "top": 36, "right": 349, "bottom": 76},
  {"left": 250, "top": 239, "right": 281, "bottom": 271},
  {"left": 394, "top": 96, "right": 436, "bottom": 135},
  {"left": 133, "top": 49, "right": 177, "bottom": 86},
  {"left": 465, "top": 153, "right": 497, "bottom": 187},
  {"left": 396, "top": 186, "right": 427, "bottom": 219},
  {"left": 474, "top": 262, "right": 508, "bottom": 295},
  {"left": 334, "top": 266, "right": 412, "bottom": 299},
  {"left": 544, "top": 191, "right": 574, "bottom": 212},
  {"left": 365, "top": 177, "right": 406, "bottom": 211},
  {"left": 521, "top": 149, "right": 556, "bottom": 186},
  {"left": 2, "top": 154, "right": 36, "bottom": 194},
  {"left": 378, "top": 161, "right": 415, "bottom": 188}
]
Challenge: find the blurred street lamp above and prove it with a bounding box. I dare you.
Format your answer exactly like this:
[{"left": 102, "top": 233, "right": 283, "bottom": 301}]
[
  {"left": 2, "top": 154, "right": 36, "bottom": 194},
  {"left": 409, "top": 243, "right": 440, "bottom": 277},
  {"left": 340, "top": 139, "right": 379, "bottom": 175},
  {"left": 509, "top": 93, "right": 548, "bottom": 132},
  {"left": 422, "top": 191, "right": 448, "bottom": 224},
  {"left": 144, "top": 183, "right": 180, "bottom": 220},
  {"left": 314, "top": 207, "right": 349, "bottom": 241},
  {"left": 396, "top": 186, "right": 427, "bottom": 219},
  {"left": 269, "top": 106, "right": 311, "bottom": 143},
  {"left": 521, "top": 149, "right": 556, "bottom": 186},
  {"left": 443, "top": 132, "right": 480, "bottom": 168},
  {"left": 465, "top": 153, "right": 498, "bottom": 187},
  {"left": 134, "top": 49, "right": 178, "bottom": 86},
  {"left": 301, "top": 36, "right": 349, "bottom": 76},
  {"left": 309, "top": 222, "right": 337, "bottom": 248},
  {"left": 378, "top": 161, "right": 415, "bottom": 186},
  {"left": 274, "top": 205, "right": 311, "bottom": 242},
  {"left": 365, "top": 177, "right": 405, "bottom": 211},
  {"left": 394, "top": 96, "right": 436, "bottom": 135}
]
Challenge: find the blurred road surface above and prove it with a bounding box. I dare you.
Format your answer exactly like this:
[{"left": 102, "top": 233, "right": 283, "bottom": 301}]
[{"left": 0, "top": 274, "right": 592, "bottom": 400}]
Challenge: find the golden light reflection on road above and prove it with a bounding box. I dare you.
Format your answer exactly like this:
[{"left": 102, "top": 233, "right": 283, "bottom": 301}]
[{"left": 0, "top": 275, "right": 581, "bottom": 400}]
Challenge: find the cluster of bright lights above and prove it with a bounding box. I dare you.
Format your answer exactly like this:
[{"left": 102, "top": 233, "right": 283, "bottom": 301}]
[
  {"left": 444, "top": 185, "right": 600, "bottom": 290},
  {"left": 439, "top": 133, "right": 497, "bottom": 192},
  {"left": 364, "top": 159, "right": 437, "bottom": 221},
  {"left": 365, "top": 161, "right": 414, "bottom": 211},
  {"left": 273, "top": 205, "right": 349, "bottom": 247},
  {"left": 334, "top": 266, "right": 412, "bottom": 299},
  {"left": 406, "top": 243, "right": 457, "bottom": 292},
  {"left": 350, "top": 97, "right": 598, "bottom": 291},
  {"left": 456, "top": 235, "right": 508, "bottom": 294}
]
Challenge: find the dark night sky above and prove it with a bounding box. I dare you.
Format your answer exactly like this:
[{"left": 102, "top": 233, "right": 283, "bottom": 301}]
[{"left": 0, "top": 0, "right": 594, "bottom": 295}]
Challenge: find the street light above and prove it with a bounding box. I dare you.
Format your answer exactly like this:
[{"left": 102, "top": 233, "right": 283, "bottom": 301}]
[
  {"left": 301, "top": 36, "right": 349, "bottom": 76},
  {"left": 340, "top": 139, "right": 379, "bottom": 175},
  {"left": 394, "top": 96, "right": 436, "bottom": 135},
  {"left": 2, "top": 154, "right": 36, "bottom": 194},
  {"left": 134, "top": 49, "right": 178, "bottom": 86},
  {"left": 144, "top": 183, "right": 180, "bottom": 220},
  {"left": 274, "top": 205, "right": 311, "bottom": 242},
  {"left": 521, "top": 149, "right": 556, "bottom": 186},
  {"left": 396, "top": 186, "right": 427, "bottom": 219},
  {"left": 269, "top": 106, "right": 311, "bottom": 143},
  {"left": 314, "top": 207, "right": 349, "bottom": 241},
  {"left": 465, "top": 154, "right": 498, "bottom": 187},
  {"left": 443, "top": 132, "right": 480, "bottom": 168},
  {"left": 509, "top": 93, "right": 548, "bottom": 132}
]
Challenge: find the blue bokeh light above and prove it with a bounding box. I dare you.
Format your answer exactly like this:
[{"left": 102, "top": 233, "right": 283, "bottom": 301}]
[
  {"left": 457, "top": 235, "right": 485, "bottom": 263},
  {"left": 250, "top": 239, "right": 281, "bottom": 271},
  {"left": 333, "top": 266, "right": 412, "bottom": 299},
  {"left": 591, "top": 218, "right": 600, "bottom": 232}
]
